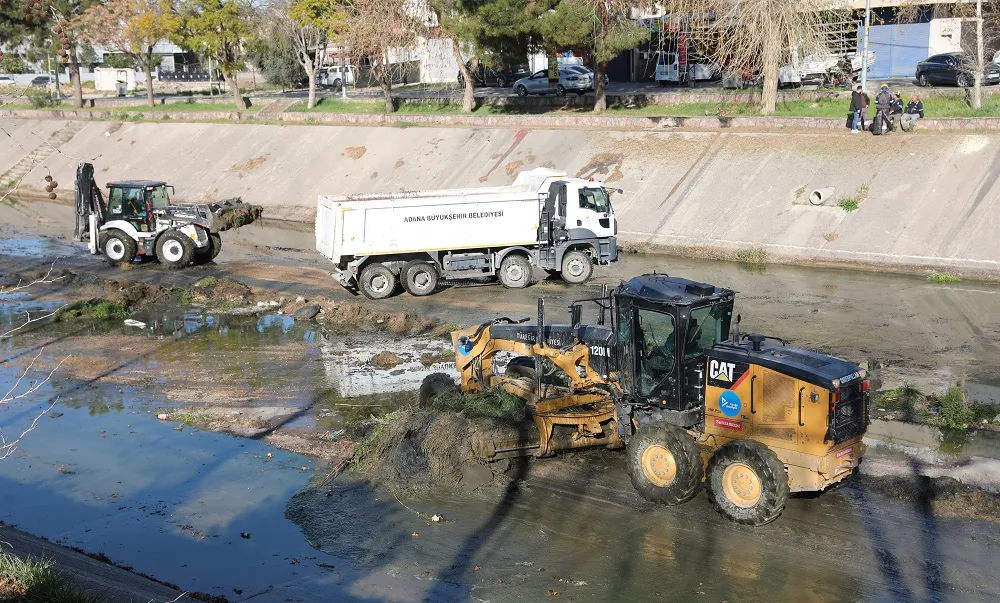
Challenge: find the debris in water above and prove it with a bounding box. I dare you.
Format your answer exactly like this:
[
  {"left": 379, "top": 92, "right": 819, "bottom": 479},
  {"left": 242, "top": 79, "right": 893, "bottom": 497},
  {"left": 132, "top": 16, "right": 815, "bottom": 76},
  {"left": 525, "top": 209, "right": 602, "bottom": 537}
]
[
  {"left": 430, "top": 514, "right": 442, "bottom": 523},
  {"left": 411, "top": 532, "right": 419, "bottom": 538},
  {"left": 123, "top": 318, "right": 146, "bottom": 328},
  {"left": 266, "top": 452, "right": 273, "bottom": 458},
  {"left": 240, "top": 532, "right": 251, "bottom": 539},
  {"left": 156, "top": 413, "right": 170, "bottom": 421},
  {"left": 299, "top": 466, "right": 308, "bottom": 471}
]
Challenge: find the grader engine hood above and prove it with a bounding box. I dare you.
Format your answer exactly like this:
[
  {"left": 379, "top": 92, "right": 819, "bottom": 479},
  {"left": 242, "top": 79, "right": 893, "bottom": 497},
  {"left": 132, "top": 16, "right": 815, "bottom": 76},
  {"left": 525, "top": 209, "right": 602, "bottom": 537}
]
[{"left": 161, "top": 198, "right": 263, "bottom": 233}]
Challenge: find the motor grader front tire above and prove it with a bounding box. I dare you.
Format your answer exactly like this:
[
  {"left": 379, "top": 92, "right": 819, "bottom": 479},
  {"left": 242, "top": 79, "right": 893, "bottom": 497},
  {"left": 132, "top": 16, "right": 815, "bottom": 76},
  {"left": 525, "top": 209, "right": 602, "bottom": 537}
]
[
  {"left": 706, "top": 440, "right": 789, "bottom": 526},
  {"left": 626, "top": 422, "right": 702, "bottom": 506}
]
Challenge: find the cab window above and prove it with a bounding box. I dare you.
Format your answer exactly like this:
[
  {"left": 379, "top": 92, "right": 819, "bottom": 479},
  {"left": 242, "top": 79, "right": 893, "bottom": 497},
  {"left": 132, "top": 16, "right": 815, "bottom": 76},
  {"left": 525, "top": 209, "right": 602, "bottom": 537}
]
[
  {"left": 149, "top": 185, "right": 169, "bottom": 209},
  {"left": 108, "top": 187, "right": 123, "bottom": 215},
  {"left": 579, "top": 187, "right": 609, "bottom": 214},
  {"left": 636, "top": 309, "right": 675, "bottom": 397},
  {"left": 684, "top": 303, "right": 731, "bottom": 359}
]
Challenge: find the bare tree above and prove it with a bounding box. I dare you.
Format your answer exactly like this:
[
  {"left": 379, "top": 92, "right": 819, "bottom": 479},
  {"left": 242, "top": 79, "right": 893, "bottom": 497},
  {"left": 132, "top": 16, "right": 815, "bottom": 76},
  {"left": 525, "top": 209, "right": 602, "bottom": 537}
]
[
  {"left": 343, "top": 0, "right": 420, "bottom": 113},
  {"left": 0, "top": 265, "right": 68, "bottom": 460},
  {"left": 662, "top": 0, "right": 844, "bottom": 115},
  {"left": 260, "top": 0, "right": 330, "bottom": 109}
]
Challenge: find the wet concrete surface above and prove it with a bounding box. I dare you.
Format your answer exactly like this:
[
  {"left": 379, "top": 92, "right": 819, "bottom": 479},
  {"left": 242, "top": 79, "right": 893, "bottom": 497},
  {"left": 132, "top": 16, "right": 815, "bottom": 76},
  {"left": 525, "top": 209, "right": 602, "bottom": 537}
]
[{"left": 4, "top": 225, "right": 1000, "bottom": 600}]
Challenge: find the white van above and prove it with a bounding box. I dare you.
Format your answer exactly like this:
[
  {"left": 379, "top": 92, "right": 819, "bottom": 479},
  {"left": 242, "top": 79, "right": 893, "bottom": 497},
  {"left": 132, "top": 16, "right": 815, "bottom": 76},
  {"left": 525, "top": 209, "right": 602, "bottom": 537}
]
[
  {"left": 655, "top": 52, "right": 721, "bottom": 85},
  {"left": 318, "top": 65, "right": 354, "bottom": 88}
]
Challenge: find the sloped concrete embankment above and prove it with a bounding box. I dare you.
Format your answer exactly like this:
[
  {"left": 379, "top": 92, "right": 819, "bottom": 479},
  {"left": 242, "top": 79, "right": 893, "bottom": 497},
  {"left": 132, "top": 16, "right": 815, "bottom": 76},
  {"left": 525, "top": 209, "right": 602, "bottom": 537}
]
[{"left": 4, "top": 118, "right": 1000, "bottom": 276}]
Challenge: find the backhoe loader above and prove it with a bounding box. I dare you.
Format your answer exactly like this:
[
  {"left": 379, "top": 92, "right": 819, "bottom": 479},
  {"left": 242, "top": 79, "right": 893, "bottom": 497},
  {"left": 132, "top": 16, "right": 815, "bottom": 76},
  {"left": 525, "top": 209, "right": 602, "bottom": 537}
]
[
  {"left": 73, "top": 162, "right": 262, "bottom": 268},
  {"left": 422, "top": 273, "right": 869, "bottom": 525}
]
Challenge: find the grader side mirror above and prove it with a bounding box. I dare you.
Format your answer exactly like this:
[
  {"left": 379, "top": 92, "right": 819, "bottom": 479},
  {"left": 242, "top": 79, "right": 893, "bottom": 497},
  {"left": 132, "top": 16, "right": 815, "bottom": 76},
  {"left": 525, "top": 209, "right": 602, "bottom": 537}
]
[{"left": 570, "top": 304, "right": 582, "bottom": 329}]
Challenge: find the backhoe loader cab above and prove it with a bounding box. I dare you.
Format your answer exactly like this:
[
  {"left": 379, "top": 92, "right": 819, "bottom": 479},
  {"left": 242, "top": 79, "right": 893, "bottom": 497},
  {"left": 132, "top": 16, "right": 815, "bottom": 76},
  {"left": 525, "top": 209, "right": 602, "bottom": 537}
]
[{"left": 435, "top": 273, "right": 870, "bottom": 525}]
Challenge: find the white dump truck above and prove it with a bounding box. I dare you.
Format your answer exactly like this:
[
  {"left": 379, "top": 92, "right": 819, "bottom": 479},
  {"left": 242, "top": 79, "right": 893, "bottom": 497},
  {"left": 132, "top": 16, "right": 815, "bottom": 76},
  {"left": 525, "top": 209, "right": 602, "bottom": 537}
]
[{"left": 315, "top": 168, "right": 619, "bottom": 299}]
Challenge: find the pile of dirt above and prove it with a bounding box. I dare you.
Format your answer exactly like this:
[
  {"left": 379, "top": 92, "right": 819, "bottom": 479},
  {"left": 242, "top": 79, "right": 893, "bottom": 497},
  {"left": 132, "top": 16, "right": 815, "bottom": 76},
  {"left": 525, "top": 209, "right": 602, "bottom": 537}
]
[
  {"left": 370, "top": 351, "right": 402, "bottom": 369},
  {"left": 352, "top": 408, "right": 533, "bottom": 493}
]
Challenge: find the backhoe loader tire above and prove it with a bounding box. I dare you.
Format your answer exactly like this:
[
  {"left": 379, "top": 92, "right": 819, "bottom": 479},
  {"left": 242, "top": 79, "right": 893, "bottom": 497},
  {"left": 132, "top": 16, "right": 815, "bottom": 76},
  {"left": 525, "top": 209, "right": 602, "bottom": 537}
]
[
  {"left": 626, "top": 422, "right": 702, "bottom": 506},
  {"left": 193, "top": 232, "right": 223, "bottom": 265},
  {"left": 560, "top": 250, "right": 592, "bottom": 284},
  {"left": 156, "top": 230, "right": 195, "bottom": 269},
  {"left": 402, "top": 261, "right": 439, "bottom": 296},
  {"left": 359, "top": 263, "right": 397, "bottom": 300},
  {"left": 102, "top": 229, "right": 137, "bottom": 267},
  {"left": 419, "top": 373, "right": 458, "bottom": 408},
  {"left": 706, "top": 440, "right": 789, "bottom": 526},
  {"left": 504, "top": 356, "right": 536, "bottom": 379},
  {"left": 498, "top": 254, "right": 532, "bottom": 289}
]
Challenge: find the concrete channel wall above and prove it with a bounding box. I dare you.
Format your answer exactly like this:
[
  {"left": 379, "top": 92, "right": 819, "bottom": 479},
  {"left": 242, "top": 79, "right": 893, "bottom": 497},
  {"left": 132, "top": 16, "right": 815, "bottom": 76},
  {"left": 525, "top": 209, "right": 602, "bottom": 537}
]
[{"left": 4, "top": 117, "right": 1000, "bottom": 277}]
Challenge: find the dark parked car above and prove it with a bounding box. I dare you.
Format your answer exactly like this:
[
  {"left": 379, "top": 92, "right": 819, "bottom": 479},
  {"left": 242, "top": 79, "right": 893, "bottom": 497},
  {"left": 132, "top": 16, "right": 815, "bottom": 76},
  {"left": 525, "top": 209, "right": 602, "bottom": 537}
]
[
  {"left": 916, "top": 52, "right": 1000, "bottom": 87},
  {"left": 29, "top": 75, "right": 55, "bottom": 86},
  {"left": 456, "top": 61, "right": 531, "bottom": 89}
]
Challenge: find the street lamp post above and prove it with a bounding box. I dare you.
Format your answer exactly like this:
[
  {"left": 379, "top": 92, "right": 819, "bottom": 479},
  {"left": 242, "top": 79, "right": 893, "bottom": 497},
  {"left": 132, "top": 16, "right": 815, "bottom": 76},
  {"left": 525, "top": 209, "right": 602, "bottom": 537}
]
[{"left": 860, "top": 0, "right": 871, "bottom": 92}]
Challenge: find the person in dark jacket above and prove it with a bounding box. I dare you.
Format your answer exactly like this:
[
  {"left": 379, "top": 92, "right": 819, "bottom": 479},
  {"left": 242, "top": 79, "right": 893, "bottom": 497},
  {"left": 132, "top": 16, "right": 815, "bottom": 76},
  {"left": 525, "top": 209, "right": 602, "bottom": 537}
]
[
  {"left": 888, "top": 92, "right": 904, "bottom": 131},
  {"left": 850, "top": 85, "right": 866, "bottom": 133},
  {"left": 873, "top": 84, "right": 893, "bottom": 134},
  {"left": 901, "top": 95, "right": 924, "bottom": 132}
]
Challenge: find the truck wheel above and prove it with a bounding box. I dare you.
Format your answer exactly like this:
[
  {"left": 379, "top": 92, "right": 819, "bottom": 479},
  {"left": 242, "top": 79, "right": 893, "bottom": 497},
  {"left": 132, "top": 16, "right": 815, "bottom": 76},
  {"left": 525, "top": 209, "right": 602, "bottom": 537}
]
[
  {"left": 560, "top": 250, "right": 593, "bottom": 284},
  {"left": 419, "top": 373, "right": 457, "bottom": 408},
  {"left": 626, "top": 422, "right": 702, "bottom": 506},
  {"left": 706, "top": 440, "right": 789, "bottom": 526},
  {"left": 359, "top": 263, "right": 397, "bottom": 300},
  {"left": 156, "top": 230, "right": 195, "bottom": 269},
  {"left": 498, "top": 254, "right": 532, "bottom": 289},
  {"left": 402, "top": 261, "right": 439, "bottom": 296},
  {"left": 102, "top": 229, "right": 137, "bottom": 266}
]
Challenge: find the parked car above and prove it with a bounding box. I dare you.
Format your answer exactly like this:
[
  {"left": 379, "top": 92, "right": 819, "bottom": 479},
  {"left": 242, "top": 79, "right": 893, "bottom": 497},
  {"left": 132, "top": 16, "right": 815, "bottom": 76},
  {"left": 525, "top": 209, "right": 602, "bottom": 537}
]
[
  {"left": 563, "top": 64, "right": 609, "bottom": 90},
  {"left": 513, "top": 69, "right": 591, "bottom": 97},
  {"left": 916, "top": 52, "right": 1000, "bottom": 87},
  {"left": 29, "top": 75, "right": 54, "bottom": 86},
  {"left": 0, "top": 75, "right": 16, "bottom": 87},
  {"left": 457, "top": 61, "right": 531, "bottom": 89},
  {"left": 318, "top": 65, "right": 354, "bottom": 89}
]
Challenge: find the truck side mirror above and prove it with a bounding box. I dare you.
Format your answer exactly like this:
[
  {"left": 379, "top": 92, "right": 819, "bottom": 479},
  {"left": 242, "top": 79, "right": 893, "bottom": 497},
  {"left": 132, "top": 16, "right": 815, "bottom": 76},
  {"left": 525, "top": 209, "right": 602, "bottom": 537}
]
[{"left": 570, "top": 305, "right": 582, "bottom": 329}]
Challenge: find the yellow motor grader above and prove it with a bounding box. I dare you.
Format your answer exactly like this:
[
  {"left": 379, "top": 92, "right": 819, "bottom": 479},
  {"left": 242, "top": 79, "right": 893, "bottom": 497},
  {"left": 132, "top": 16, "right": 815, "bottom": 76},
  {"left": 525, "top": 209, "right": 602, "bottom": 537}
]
[{"left": 422, "top": 274, "right": 870, "bottom": 525}]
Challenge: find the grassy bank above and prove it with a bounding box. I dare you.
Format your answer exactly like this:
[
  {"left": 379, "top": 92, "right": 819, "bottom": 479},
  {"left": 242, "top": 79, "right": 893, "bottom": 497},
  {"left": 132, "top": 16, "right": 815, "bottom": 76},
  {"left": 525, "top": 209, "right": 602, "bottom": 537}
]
[
  {"left": 283, "top": 90, "right": 1000, "bottom": 119},
  {"left": 875, "top": 384, "right": 998, "bottom": 430},
  {"left": 3, "top": 101, "right": 257, "bottom": 112},
  {"left": 0, "top": 552, "right": 102, "bottom": 603}
]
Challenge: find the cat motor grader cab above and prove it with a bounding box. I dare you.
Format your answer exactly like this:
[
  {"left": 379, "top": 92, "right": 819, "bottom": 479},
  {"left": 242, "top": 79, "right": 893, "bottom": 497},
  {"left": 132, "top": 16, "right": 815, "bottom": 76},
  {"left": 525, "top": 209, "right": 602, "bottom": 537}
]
[
  {"left": 425, "top": 273, "right": 870, "bottom": 525},
  {"left": 72, "top": 162, "right": 263, "bottom": 268}
]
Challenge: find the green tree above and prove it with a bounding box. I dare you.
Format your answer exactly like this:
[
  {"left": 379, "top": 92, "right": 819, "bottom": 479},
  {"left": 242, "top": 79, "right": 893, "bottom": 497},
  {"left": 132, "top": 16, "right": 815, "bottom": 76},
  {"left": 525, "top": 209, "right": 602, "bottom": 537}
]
[
  {"left": 178, "top": 0, "right": 254, "bottom": 109},
  {"left": 1, "top": 54, "right": 28, "bottom": 74},
  {"left": 246, "top": 35, "right": 305, "bottom": 90},
  {"left": 2, "top": 1, "right": 101, "bottom": 108},
  {"left": 540, "top": 0, "right": 648, "bottom": 112},
  {"left": 430, "top": 0, "right": 550, "bottom": 113},
  {"left": 283, "top": 0, "right": 349, "bottom": 108},
  {"left": 78, "top": 0, "right": 181, "bottom": 107},
  {"left": 102, "top": 52, "right": 136, "bottom": 69}
]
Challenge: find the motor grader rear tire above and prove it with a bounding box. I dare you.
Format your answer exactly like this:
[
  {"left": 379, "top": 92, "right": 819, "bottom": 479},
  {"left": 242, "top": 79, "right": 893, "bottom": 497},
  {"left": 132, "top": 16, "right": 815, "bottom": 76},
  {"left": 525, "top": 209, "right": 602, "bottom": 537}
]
[
  {"left": 706, "top": 439, "right": 789, "bottom": 526},
  {"left": 419, "top": 372, "right": 458, "bottom": 408},
  {"left": 626, "top": 422, "right": 702, "bottom": 506}
]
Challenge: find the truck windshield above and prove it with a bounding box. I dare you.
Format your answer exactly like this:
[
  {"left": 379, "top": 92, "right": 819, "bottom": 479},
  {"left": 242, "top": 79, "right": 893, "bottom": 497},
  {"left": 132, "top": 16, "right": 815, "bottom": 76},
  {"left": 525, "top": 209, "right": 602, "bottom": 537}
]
[
  {"left": 684, "top": 301, "right": 734, "bottom": 359},
  {"left": 579, "top": 187, "right": 610, "bottom": 215},
  {"left": 149, "top": 185, "right": 170, "bottom": 209}
]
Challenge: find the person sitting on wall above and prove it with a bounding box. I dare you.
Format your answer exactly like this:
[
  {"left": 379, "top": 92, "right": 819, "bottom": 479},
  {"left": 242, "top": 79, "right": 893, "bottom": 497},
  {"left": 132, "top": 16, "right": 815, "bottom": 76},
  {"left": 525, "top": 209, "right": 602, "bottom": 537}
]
[
  {"left": 888, "top": 92, "right": 904, "bottom": 131},
  {"left": 901, "top": 95, "right": 924, "bottom": 132}
]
